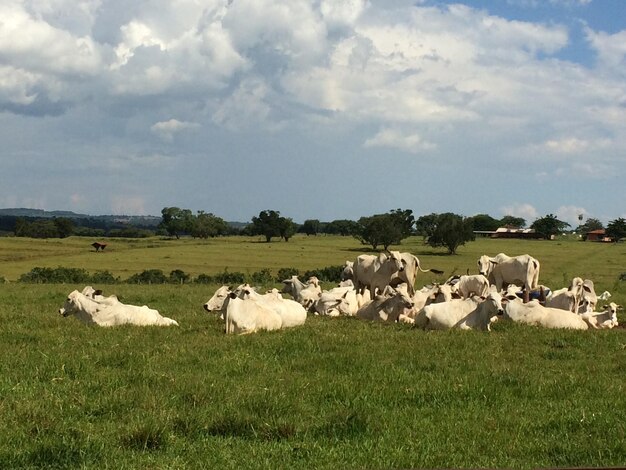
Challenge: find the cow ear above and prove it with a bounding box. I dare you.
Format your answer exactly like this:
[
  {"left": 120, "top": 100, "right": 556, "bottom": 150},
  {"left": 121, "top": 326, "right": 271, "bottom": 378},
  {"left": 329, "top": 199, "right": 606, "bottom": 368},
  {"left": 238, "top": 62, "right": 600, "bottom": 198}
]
[
  {"left": 94, "top": 289, "right": 103, "bottom": 296},
  {"left": 228, "top": 292, "right": 237, "bottom": 299}
]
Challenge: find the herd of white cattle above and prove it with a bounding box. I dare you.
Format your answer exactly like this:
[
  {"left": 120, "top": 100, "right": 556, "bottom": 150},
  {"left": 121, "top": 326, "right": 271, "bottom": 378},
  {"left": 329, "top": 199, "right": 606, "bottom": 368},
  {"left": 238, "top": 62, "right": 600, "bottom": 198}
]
[{"left": 58, "top": 250, "right": 622, "bottom": 334}]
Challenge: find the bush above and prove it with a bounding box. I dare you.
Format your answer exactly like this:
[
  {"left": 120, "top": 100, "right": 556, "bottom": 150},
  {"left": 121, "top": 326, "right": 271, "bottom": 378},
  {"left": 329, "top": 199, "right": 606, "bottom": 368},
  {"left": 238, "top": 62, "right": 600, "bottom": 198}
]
[
  {"left": 90, "top": 270, "right": 120, "bottom": 284},
  {"left": 194, "top": 274, "right": 214, "bottom": 284},
  {"left": 249, "top": 268, "right": 274, "bottom": 286},
  {"left": 126, "top": 269, "right": 169, "bottom": 284},
  {"left": 276, "top": 267, "right": 299, "bottom": 281},
  {"left": 213, "top": 269, "right": 245, "bottom": 285},
  {"left": 18, "top": 267, "right": 91, "bottom": 284},
  {"left": 620, "top": 272, "right": 626, "bottom": 281},
  {"left": 303, "top": 265, "right": 344, "bottom": 283},
  {"left": 169, "top": 269, "right": 190, "bottom": 284}
]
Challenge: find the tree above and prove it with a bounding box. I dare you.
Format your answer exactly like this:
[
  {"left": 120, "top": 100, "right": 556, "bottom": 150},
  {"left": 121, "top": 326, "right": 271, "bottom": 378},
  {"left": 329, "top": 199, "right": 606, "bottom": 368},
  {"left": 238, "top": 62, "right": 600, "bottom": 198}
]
[
  {"left": 426, "top": 212, "right": 475, "bottom": 254},
  {"left": 279, "top": 217, "right": 297, "bottom": 242},
  {"left": 499, "top": 215, "right": 526, "bottom": 228},
  {"left": 354, "top": 213, "right": 403, "bottom": 250},
  {"left": 388, "top": 208, "right": 415, "bottom": 240},
  {"left": 53, "top": 217, "right": 74, "bottom": 238},
  {"left": 250, "top": 210, "right": 285, "bottom": 242},
  {"left": 530, "top": 214, "right": 570, "bottom": 240},
  {"left": 606, "top": 218, "right": 626, "bottom": 242},
  {"left": 324, "top": 219, "right": 359, "bottom": 236},
  {"left": 415, "top": 213, "right": 439, "bottom": 240},
  {"left": 300, "top": 219, "right": 321, "bottom": 236},
  {"left": 190, "top": 211, "right": 228, "bottom": 238},
  {"left": 468, "top": 214, "right": 500, "bottom": 232},
  {"left": 577, "top": 217, "right": 604, "bottom": 236},
  {"left": 160, "top": 207, "right": 193, "bottom": 239}
]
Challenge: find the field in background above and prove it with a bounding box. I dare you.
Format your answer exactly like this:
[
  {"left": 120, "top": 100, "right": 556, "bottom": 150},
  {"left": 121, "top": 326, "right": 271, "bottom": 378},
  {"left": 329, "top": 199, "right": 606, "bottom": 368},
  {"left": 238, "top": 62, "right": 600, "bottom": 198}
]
[
  {"left": 0, "top": 235, "right": 625, "bottom": 468},
  {"left": 1, "top": 234, "right": 625, "bottom": 290}
]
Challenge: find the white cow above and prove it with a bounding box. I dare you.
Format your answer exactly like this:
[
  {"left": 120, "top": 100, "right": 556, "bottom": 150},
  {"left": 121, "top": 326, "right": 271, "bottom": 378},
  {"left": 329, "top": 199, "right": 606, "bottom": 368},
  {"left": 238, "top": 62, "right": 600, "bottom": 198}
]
[
  {"left": 236, "top": 285, "right": 307, "bottom": 328},
  {"left": 503, "top": 295, "right": 588, "bottom": 330},
  {"left": 569, "top": 277, "right": 598, "bottom": 313},
  {"left": 581, "top": 303, "right": 621, "bottom": 329},
  {"left": 222, "top": 293, "right": 282, "bottom": 335},
  {"left": 59, "top": 290, "right": 178, "bottom": 327},
  {"left": 353, "top": 251, "right": 404, "bottom": 296},
  {"left": 281, "top": 276, "right": 322, "bottom": 309},
  {"left": 356, "top": 287, "right": 414, "bottom": 322},
  {"left": 478, "top": 253, "right": 540, "bottom": 292},
  {"left": 389, "top": 252, "right": 444, "bottom": 296},
  {"left": 204, "top": 285, "right": 231, "bottom": 319},
  {"left": 341, "top": 261, "right": 354, "bottom": 281},
  {"left": 313, "top": 286, "right": 359, "bottom": 316},
  {"left": 545, "top": 287, "right": 576, "bottom": 312},
  {"left": 415, "top": 293, "right": 504, "bottom": 331},
  {"left": 448, "top": 274, "right": 490, "bottom": 299}
]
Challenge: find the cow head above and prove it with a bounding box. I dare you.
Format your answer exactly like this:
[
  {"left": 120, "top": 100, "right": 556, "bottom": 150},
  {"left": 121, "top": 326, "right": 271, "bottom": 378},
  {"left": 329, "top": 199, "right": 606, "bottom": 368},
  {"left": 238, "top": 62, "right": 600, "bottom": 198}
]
[
  {"left": 204, "top": 285, "right": 231, "bottom": 312},
  {"left": 477, "top": 255, "right": 497, "bottom": 277},
  {"left": 59, "top": 290, "right": 81, "bottom": 317}
]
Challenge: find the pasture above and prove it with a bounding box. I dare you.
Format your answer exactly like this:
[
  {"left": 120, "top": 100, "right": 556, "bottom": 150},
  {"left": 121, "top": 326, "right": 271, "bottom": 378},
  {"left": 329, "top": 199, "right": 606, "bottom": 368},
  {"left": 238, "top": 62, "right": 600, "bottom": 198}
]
[{"left": 0, "top": 235, "right": 625, "bottom": 468}]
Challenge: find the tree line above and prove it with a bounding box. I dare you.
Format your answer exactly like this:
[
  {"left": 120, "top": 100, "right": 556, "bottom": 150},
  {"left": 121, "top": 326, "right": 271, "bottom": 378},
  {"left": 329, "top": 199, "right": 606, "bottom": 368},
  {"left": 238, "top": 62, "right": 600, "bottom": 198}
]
[{"left": 4, "top": 207, "right": 626, "bottom": 254}]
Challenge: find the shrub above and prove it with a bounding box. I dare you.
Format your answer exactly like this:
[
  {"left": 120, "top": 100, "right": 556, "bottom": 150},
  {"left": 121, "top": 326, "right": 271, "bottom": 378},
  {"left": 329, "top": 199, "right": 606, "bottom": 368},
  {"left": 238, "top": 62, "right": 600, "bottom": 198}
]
[
  {"left": 276, "top": 267, "right": 299, "bottom": 281},
  {"left": 169, "top": 269, "right": 190, "bottom": 284},
  {"left": 213, "top": 269, "right": 245, "bottom": 285},
  {"left": 126, "top": 269, "right": 169, "bottom": 284},
  {"left": 18, "top": 267, "right": 91, "bottom": 284},
  {"left": 194, "top": 274, "right": 214, "bottom": 284},
  {"left": 90, "top": 270, "right": 120, "bottom": 284},
  {"left": 249, "top": 268, "right": 274, "bottom": 285},
  {"left": 304, "top": 265, "right": 344, "bottom": 283}
]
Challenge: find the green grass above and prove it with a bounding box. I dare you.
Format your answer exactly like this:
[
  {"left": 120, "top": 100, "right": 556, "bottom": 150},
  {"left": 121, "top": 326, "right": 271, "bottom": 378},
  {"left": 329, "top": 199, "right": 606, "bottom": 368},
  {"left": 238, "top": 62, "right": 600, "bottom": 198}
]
[{"left": 0, "top": 235, "right": 625, "bottom": 468}]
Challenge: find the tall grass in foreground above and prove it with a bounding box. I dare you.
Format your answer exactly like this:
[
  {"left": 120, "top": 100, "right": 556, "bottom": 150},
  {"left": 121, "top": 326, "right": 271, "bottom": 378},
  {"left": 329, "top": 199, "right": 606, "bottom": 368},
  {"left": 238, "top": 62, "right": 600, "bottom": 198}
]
[{"left": 0, "top": 284, "right": 625, "bottom": 469}]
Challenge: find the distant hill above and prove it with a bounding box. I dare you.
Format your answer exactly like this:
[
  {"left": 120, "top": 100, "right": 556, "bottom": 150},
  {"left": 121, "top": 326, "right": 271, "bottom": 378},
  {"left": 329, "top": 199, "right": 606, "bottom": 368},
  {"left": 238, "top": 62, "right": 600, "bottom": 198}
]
[
  {"left": 0, "top": 208, "right": 247, "bottom": 230},
  {"left": 0, "top": 208, "right": 162, "bottom": 226}
]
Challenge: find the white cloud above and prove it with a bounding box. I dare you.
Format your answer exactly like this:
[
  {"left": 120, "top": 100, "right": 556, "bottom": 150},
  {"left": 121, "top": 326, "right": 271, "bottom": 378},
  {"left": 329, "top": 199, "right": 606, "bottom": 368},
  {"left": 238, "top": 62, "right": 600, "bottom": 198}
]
[
  {"left": 585, "top": 27, "right": 626, "bottom": 69},
  {"left": 556, "top": 205, "right": 587, "bottom": 227},
  {"left": 500, "top": 203, "right": 538, "bottom": 224},
  {"left": 363, "top": 128, "right": 436, "bottom": 154},
  {"left": 151, "top": 119, "right": 200, "bottom": 141},
  {"left": 110, "top": 195, "right": 146, "bottom": 215}
]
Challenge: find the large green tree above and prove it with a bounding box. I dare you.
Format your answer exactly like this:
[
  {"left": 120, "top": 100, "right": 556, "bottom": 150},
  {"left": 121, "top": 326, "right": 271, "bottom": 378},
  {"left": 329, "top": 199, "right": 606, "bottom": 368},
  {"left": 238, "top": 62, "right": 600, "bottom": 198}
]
[
  {"left": 300, "top": 219, "right": 321, "bottom": 236},
  {"left": 250, "top": 210, "right": 295, "bottom": 242},
  {"left": 606, "top": 218, "right": 626, "bottom": 242},
  {"left": 160, "top": 207, "right": 193, "bottom": 239},
  {"left": 190, "top": 211, "right": 228, "bottom": 239},
  {"left": 354, "top": 209, "right": 414, "bottom": 250},
  {"left": 499, "top": 215, "right": 526, "bottom": 228},
  {"left": 468, "top": 214, "right": 500, "bottom": 232},
  {"left": 530, "top": 214, "right": 570, "bottom": 240},
  {"left": 426, "top": 212, "right": 475, "bottom": 254}
]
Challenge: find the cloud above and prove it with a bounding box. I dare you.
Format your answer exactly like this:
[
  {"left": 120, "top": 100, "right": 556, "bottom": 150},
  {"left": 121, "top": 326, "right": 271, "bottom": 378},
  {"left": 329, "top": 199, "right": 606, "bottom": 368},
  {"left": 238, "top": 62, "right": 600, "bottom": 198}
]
[
  {"left": 110, "top": 195, "right": 147, "bottom": 215},
  {"left": 151, "top": 119, "right": 200, "bottom": 141},
  {"left": 556, "top": 205, "right": 587, "bottom": 227},
  {"left": 363, "top": 128, "right": 436, "bottom": 154},
  {"left": 500, "top": 203, "right": 538, "bottom": 223}
]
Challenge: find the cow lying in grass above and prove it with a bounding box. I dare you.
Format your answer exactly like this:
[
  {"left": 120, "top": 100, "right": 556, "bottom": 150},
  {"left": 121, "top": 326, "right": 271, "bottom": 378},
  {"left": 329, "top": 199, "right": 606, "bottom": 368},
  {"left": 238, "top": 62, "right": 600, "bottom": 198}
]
[
  {"left": 59, "top": 288, "right": 178, "bottom": 327},
  {"left": 581, "top": 303, "right": 621, "bottom": 329},
  {"left": 204, "top": 284, "right": 307, "bottom": 334}
]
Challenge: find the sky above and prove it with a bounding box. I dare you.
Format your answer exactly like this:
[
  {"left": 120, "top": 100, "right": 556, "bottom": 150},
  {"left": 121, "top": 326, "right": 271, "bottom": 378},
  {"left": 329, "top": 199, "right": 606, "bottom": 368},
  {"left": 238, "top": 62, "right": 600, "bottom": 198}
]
[{"left": 0, "top": 0, "right": 624, "bottom": 226}]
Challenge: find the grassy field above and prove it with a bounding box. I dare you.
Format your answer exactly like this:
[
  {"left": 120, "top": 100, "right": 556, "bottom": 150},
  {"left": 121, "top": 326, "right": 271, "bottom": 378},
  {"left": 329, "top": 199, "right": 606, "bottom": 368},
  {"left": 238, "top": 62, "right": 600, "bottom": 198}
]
[{"left": 0, "top": 235, "right": 625, "bottom": 468}]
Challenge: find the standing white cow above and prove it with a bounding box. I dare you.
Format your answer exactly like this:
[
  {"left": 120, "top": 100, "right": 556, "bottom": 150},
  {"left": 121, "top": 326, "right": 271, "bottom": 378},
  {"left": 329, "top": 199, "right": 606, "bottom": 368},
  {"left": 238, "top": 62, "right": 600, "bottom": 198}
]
[
  {"left": 389, "top": 252, "right": 444, "bottom": 296},
  {"left": 59, "top": 290, "right": 178, "bottom": 327},
  {"left": 477, "top": 253, "right": 540, "bottom": 292},
  {"left": 353, "top": 251, "right": 404, "bottom": 297}
]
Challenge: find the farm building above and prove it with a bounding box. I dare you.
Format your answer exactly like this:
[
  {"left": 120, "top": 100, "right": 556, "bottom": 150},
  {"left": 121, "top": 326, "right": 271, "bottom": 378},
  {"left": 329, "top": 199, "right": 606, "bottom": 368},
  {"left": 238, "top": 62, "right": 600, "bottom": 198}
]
[
  {"left": 584, "top": 229, "right": 612, "bottom": 242},
  {"left": 474, "top": 226, "right": 543, "bottom": 239}
]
